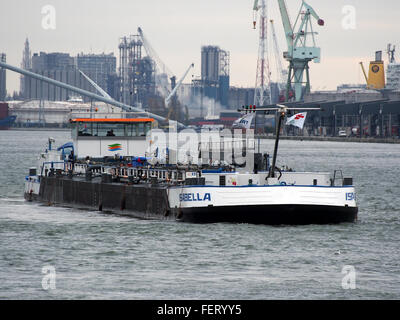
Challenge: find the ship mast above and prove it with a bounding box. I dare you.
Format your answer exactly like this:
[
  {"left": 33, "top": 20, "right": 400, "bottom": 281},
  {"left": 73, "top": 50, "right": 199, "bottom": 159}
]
[{"left": 238, "top": 104, "right": 320, "bottom": 178}]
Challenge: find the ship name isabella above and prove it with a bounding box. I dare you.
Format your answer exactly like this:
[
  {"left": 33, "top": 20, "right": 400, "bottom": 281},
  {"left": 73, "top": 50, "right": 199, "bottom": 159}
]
[{"left": 179, "top": 192, "right": 211, "bottom": 202}]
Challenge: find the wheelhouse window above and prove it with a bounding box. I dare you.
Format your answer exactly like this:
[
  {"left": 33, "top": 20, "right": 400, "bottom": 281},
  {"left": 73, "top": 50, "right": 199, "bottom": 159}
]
[
  {"left": 94, "top": 123, "right": 125, "bottom": 137},
  {"left": 74, "top": 120, "right": 153, "bottom": 138},
  {"left": 145, "top": 122, "right": 151, "bottom": 136},
  {"left": 126, "top": 121, "right": 152, "bottom": 137},
  {"left": 138, "top": 123, "right": 145, "bottom": 136},
  {"left": 77, "top": 122, "right": 93, "bottom": 136},
  {"left": 126, "top": 123, "right": 139, "bottom": 137}
]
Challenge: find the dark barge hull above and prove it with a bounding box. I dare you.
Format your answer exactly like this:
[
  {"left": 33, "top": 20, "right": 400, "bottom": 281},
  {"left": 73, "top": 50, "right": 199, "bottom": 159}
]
[
  {"left": 173, "top": 205, "right": 357, "bottom": 225},
  {"left": 25, "top": 176, "right": 358, "bottom": 225}
]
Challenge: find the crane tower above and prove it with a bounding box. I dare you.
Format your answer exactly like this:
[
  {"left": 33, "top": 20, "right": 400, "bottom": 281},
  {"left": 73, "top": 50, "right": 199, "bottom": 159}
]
[
  {"left": 253, "top": 0, "right": 272, "bottom": 106},
  {"left": 277, "top": 0, "right": 324, "bottom": 101}
]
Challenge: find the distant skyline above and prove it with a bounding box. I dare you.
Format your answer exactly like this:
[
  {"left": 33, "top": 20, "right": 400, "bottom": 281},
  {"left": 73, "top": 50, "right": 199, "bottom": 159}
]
[{"left": 1, "top": 0, "right": 400, "bottom": 95}]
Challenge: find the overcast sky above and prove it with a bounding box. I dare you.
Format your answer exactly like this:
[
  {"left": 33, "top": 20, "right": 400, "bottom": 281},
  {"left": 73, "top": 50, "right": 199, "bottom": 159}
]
[{"left": 1, "top": 0, "right": 399, "bottom": 94}]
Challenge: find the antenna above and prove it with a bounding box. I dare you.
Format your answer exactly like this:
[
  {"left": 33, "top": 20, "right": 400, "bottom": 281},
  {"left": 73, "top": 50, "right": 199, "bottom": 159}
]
[
  {"left": 253, "top": 0, "right": 272, "bottom": 106},
  {"left": 387, "top": 43, "right": 396, "bottom": 64}
]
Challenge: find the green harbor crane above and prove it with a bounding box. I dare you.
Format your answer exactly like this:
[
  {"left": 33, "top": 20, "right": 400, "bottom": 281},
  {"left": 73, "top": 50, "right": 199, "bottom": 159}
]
[{"left": 276, "top": 0, "right": 324, "bottom": 101}]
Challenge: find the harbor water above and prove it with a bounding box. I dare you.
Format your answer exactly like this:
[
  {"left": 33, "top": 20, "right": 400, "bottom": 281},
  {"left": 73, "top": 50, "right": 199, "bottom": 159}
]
[{"left": 0, "top": 130, "right": 399, "bottom": 299}]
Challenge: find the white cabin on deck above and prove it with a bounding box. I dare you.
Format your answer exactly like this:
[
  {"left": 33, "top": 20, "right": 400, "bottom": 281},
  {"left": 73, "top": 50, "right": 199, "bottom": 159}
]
[{"left": 70, "top": 117, "right": 155, "bottom": 159}]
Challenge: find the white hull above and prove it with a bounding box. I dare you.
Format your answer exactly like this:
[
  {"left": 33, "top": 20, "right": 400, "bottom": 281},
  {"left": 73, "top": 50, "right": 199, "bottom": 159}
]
[{"left": 168, "top": 185, "right": 357, "bottom": 209}]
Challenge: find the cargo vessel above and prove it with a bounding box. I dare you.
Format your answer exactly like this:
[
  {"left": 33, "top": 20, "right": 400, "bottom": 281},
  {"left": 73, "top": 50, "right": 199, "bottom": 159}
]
[{"left": 24, "top": 108, "right": 358, "bottom": 225}]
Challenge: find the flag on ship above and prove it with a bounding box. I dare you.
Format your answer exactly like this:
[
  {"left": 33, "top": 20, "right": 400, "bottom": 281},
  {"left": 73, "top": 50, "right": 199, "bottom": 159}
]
[
  {"left": 286, "top": 112, "right": 307, "bottom": 129},
  {"left": 232, "top": 113, "right": 254, "bottom": 129}
]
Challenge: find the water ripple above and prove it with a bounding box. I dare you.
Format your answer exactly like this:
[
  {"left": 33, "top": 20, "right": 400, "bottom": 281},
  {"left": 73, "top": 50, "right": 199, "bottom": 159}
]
[{"left": 0, "top": 131, "right": 399, "bottom": 299}]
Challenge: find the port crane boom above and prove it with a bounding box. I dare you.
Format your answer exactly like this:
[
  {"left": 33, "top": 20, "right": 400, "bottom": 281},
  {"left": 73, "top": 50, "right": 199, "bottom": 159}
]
[
  {"left": 137, "top": 27, "right": 173, "bottom": 78},
  {"left": 78, "top": 69, "right": 112, "bottom": 100},
  {"left": 0, "top": 60, "right": 187, "bottom": 128},
  {"left": 276, "top": 0, "right": 294, "bottom": 53},
  {"left": 165, "top": 63, "right": 194, "bottom": 105},
  {"left": 137, "top": 27, "right": 174, "bottom": 98},
  {"left": 270, "top": 19, "right": 287, "bottom": 90},
  {"left": 138, "top": 27, "right": 193, "bottom": 121},
  {"left": 277, "top": 0, "right": 324, "bottom": 101},
  {"left": 359, "top": 62, "right": 369, "bottom": 84}
]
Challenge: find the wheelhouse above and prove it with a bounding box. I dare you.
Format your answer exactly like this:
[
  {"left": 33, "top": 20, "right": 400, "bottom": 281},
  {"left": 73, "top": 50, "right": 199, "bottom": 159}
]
[
  {"left": 71, "top": 118, "right": 154, "bottom": 139},
  {"left": 70, "top": 117, "right": 155, "bottom": 159}
]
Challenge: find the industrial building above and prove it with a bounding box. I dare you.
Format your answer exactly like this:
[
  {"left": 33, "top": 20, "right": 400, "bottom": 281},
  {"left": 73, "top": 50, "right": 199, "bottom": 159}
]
[
  {"left": 32, "top": 52, "right": 75, "bottom": 71},
  {"left": 19, "top": 41, "right": 118, "bottom": 102},
  {"left": 15, "top": 36, "right": 160, "bottom": 119},
  {"left": 195, "top": 89, "right": 400, "bottom": 137},
  {"left": 227, "top": 83, "right": 280, "bottom": 110},
  {"left": 8, "top": 100, "right": 117, "bottom": 127},
  {"left": 7, "top": 25, "right": 398, "bottom": 135},
  {"left": 14, "top": 37, "right": 233, "bottom": 123},
  {"left": 385, "top": 43, "right": 400, "bottom": 91},
  {"left": 201, "top": 45, "right": 230, "bottom": 107},
  {"left": 118, "top": 34, "right": 156, "bottom": 108},
  {"left": 273, "top": 96, "right": 400, "bottom": 138},
  {"left": 76, "top": 53, "right": 118, "bottom": 99},
  {"left": 21, "top": 51, "right": 89, "bottom": 101},
  {"left": 191, "top": 46, "right": 230, "bottom": 115},
  {"left": 0, "top": 53, "right": 6, "bottom": 100},
  {"left": 228, "top": 87, "right": 255, "bottom": 108},
  {"left": 387, "top": 63, "right": 400, "bottom": 91},
  {"left": 305, "top": 89, "right": 400, "bottom": 104},
  {"left": 20, "top": 38, "right": 32, "bottom": 98}
]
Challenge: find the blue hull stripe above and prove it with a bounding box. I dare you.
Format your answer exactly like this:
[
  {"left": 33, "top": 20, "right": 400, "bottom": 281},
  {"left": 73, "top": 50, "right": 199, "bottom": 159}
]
[{"left": 170, "top": 185, "right": 354, "bottom": 189}]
